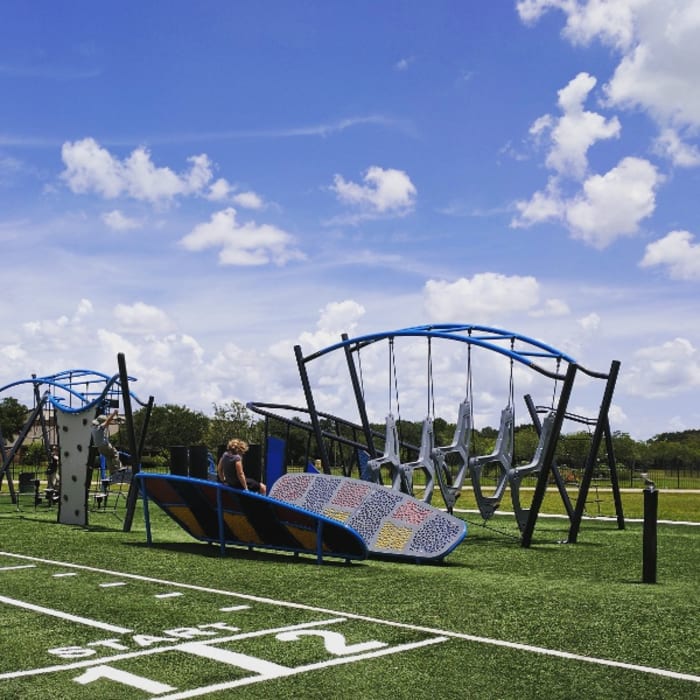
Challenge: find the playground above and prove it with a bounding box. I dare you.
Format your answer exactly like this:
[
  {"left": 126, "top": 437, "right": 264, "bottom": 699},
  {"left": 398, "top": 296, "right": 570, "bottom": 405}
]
[{"left": 0, "top": 324, "right": 698, "bottom": 697}]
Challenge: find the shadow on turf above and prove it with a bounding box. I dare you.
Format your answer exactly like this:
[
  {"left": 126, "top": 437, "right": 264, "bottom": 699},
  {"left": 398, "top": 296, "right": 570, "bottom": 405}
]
[
  {"left": 123, "top": 540, "right": 471, "bottom": 567},
  {"left": 123, "top": 540, "right": 371, "bottom": 567}
]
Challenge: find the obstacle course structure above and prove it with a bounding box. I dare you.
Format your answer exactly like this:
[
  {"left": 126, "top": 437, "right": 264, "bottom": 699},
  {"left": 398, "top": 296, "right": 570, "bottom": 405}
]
[
  {"left": 250, "top": 323, "right": 623, "bottom": 547},
  {"left": 0, "top": 355, "right": 153, "bottom": 527},
  {"left": 136, "top": 472, "right": 368, "bottom": 564}
]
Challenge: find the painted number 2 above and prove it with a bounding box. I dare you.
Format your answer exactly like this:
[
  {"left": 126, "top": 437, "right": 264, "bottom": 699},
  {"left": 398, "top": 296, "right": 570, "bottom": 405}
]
[
  {"left": 73, "top": 629, "right": 386, "bottom": 693},
  {"left": 276, "top": 629, "right": 386, "bottom": 655}
]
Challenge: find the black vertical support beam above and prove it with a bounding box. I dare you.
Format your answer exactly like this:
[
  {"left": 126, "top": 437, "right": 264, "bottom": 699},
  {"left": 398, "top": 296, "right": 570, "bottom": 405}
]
[
  {"left": 294, "top": 344, "right": 330, "bottom": 473},
  {"left": 521, "top": 363, "right": 577, "bottom": 548},
  {"left": 568, "top": 360, "right": 621, "bottom": 543},
  {"left": 137, "top": 396, "right": 154, "bottom": 465},
  {"left": 0, "top": 425, "right": 6, "bottom": 489},
  {"left": 642, "top": 487, "right": 658, "bottom": 583},
  {"left": 32, "top": 376, "right": 52, "bottom": 463},
  {"left": 119, "top": 353, "right": 140, "bottom": 532},
  {"left": 1, "top": 391, "right": 50, "bottom": 502},
  {"left": 342, "top": 334, "right": 376, "bottom": 458},
  {"left": 604, "top": 415, "right": 625, "bottom": 530}
]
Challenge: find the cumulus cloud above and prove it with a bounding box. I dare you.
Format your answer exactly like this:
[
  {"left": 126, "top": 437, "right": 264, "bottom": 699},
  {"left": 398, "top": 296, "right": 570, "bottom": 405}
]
[
  {"left": 529, "top": 298, "right": 570, "bottom": 317},
  {"left": 205, "top": 178, "right": 264, "bottom": 209},
  {"left": 232, "top": 191, "right": 264, "bottom": 209},
  {"left": 423, "top": 273, "right": 540, "bottom": 321},
  {"left": 539, "top": 72, "right": 621, "bottom": 179},
  {"left": 61, "top": 137, "right": 216, "bottom": 203},
  {"left": 113, "top": 302, "right": 174, "bottom": 334},
  {"left": 296, "top": 300, "right": 366, "bottom": 353},
  {"left": 331, "top": 166, "right": 417, "bottom": 218},
  {"left": 640, "top": 230, "right": 700, "bottom": 280},
  {"left": 624, "top": 337, "right": 700, "bottom": 398},
  {"left": 513, "top": 157, "right": 661, "bottom": 247},
  {"left": 102, "top": 209, "right": 142, "bottom": 231},
  {"left": 653, "top": 128, "right": 700, "bottom": 167},
  {"left": 512, "top": 66, "right": 661, "bottom": 248},
  {"left": 179, "top": 207, "right": 305, "bottom": 266},
  {"left": 512, "top": 176, "right": 564, "bottom": 227},
  {"left": 518, "top": 0, "right": 700, "bottom": 132},
  {"left": 565, "top": 157, "right": 661, "bottom": 247},
  {"left": 577, "top": 312, "right": 600, "bottom": 333}
]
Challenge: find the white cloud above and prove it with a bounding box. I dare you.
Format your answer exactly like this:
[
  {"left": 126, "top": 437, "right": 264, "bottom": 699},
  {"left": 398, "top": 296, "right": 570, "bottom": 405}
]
[
  {"left": 61, "top": 138, "right": 217, "bottom": 204},
  {"left": 102, "top": 209, "right": 142, "bottom": 231},
  {"left": 395, "top": 57, "right": 414, "bottom": 71},
  {"left": 232, "top": 191, "right": 264, "bottom": 209},
  {"left": 206, "top": 178, "right": 233, "bottom": 201},
  {"left": 331, "top": 166, "right": 417, "bottom": 217},
  {"left": 543, "top": 72, "right": 621, "bottom": 179},
  {"left": 529, "top": 298, "right": 570, "bottom": 317},
  {"left": 518, "top": 0, "right": 700, "bottom": 130},
  {"left": 577, "top": 312, "right": 600, "bottom": 333},
  {"left": 205, "top": 178, "right": 264, "bottom": 209},
  {"left": 423, "top": 273, "right": 540, "bottom": 321},
  {"left": 518, "top": 0, "right": 639, "bottom": 50},
  {"left": 512, "top": 176, "right": 564, "bottom": 227},
  {"left": 513, "top": 156, "right": 661, "bottom": 247},
  {"left": 179, "top": 207, "right": 305, "bottom": 266},
  {"left": 640, "top": 229, "right": 700, "bottom": 280},
  {"left": 113, "top": 302, "right": 174, "bottom": 334},
  {"left": 624, "top": 337, "right": 700, "bottom": 398},
  {"left": 565, "top": 156, "right": 661, "bottom": 248},
  {"left": 297, "top": 300, "right": 366, "bottom": 353},
  {"left": 653, "top": 128, "right": 700, "bottom": 167}
]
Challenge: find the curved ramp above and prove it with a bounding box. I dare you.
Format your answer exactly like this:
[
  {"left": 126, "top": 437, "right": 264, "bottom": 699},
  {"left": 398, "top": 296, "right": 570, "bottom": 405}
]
[
  {"left": 135, "top": 473, "right": 367, "bottom": 563},
  {"left": 270, "top": 473, "right": 467, "bottom": 562}
]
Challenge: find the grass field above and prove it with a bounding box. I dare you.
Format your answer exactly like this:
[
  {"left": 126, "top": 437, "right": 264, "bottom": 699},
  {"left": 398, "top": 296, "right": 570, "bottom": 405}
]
[{"left": 0, "top": 486, "right": 698, "bottom": 699}]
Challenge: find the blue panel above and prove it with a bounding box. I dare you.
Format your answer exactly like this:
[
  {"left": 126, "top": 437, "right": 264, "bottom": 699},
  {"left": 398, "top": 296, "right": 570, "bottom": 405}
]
[{"left": 265, "top": 435, "right": 286, "bottom": 488}]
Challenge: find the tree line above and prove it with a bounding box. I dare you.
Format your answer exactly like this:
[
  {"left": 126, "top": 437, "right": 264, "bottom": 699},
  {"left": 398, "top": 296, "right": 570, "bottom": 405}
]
[{"left": 1, "top": 396, "right": 698, "bottom": 473}]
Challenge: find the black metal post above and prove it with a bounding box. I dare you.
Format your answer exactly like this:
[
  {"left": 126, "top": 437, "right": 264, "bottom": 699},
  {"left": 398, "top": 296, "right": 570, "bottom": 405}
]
[
  {"left": 118, "top": 353, "right": 140, "bottom": 532},
  {"left": 342, "top": 334, "right": 376, "bottom": 458},
  {"left": 642, "top": 486, "right": 658, "bottom": 584},
  {"left": 568, "top": 360, "right": 621, "bottom": 543},
  {"left": 294, "top": 344, "right": 331, "bottom": 472},
  {"left": 521, "top": 363, "right": 577, "bottom": 547}
]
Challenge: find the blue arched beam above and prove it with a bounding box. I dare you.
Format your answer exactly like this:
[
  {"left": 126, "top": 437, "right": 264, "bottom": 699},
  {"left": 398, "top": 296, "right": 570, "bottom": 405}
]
[
  {"left": 0, "top": 368, "right": 146, "bottom": 412},
  {"left": 294, "top": 324, "right": 580, "bottom": 471}
]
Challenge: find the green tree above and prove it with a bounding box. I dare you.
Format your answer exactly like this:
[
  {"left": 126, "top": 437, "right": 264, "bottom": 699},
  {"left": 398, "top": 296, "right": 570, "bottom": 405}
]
[
  {"left": 207, "top": 400, "right": 262, "bottom": 452},
  {"left": 0, "top": 397, "right": 29, "bottom": 440},
  {"left": 610, "top": 431, "right": 642, "bottom": 470},
  {"left": 23, "top": 441, "right": 46, "bottom": 468},
  {"left": 127, "top": 404, "right": 210, "bottom": 452}
]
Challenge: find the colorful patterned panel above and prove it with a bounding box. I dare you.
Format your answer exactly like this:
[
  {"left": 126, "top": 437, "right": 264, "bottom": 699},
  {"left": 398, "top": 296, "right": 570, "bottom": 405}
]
[
  {"left": 270, "top": 473, "right": 467, "bottom": 562},
  {"left": 135, "top": 473, "right": 366, "bottom": 563}
]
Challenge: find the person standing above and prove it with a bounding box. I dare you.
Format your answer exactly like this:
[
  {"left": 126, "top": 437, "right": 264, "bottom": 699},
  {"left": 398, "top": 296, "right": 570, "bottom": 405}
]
[
  {"left": 47, "top": 446, "right": 60, "bottom": 491},
  {"left": 217, "top": 438, "right": 266, "bottom": 495}
]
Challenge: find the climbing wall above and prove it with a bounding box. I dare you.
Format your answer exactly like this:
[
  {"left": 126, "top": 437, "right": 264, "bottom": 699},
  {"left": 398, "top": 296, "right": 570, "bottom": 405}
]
[{"left": 55, "top": 411, "right": 92, "bottom": 526}]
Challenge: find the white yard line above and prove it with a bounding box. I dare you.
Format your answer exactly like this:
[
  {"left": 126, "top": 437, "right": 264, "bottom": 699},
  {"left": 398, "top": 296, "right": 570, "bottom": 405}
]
[
  {"left": 0, "top": 551, "right": 697, "bottom": 685},
  {"left": 0, "top": 594, "right": 132, "bottom": 634}
]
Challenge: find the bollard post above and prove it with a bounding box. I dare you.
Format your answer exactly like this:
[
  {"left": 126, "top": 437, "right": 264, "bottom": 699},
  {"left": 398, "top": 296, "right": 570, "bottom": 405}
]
[{"left": 642, "top": 485, "right": 658, "bottom": 584}]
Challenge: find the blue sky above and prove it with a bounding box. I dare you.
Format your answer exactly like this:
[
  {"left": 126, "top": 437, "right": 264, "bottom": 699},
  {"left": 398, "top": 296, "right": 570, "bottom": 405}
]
[{"left": 1, "top": 1, "right": 698, "bottom": 441}]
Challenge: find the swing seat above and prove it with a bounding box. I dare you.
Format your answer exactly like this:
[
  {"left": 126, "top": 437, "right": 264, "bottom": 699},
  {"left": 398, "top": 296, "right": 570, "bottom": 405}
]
[
  {"left": 366, "top": 414, "right": 401, "bottom": 483},
  {"left": 509, "top": 411, "right": 556, "bottom": 531},
  {"left": 468, "top": 405, "right": 514, "bottom": 519},
  {"left": 432, "top": 400, "right": 472, "bottom": 490},
  {"left": 396, "top": 417, "right": 435, "bottom": 503}
]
